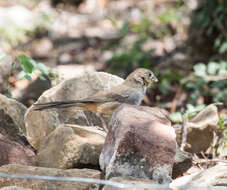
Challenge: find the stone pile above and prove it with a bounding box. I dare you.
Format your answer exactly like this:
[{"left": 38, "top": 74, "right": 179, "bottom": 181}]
[{"left": 0, "top": 71, "right": 225, "bottom": 190}]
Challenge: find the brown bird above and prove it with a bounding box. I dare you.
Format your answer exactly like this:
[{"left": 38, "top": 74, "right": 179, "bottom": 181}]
[{"left": 33, "top": 68, "right": 158, "bottom": 120}]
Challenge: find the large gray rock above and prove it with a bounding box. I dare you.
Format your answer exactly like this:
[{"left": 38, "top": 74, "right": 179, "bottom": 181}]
[
  {"left": 0, "top": 164, "right": 100, "bottom": 190},
  {"left": 100, "top": 104, "right": 176, "bottom": 184},
  {"left": 0, "top": 94, "right": 27, "bottom": 145},
  {"left": 0, "top": 134, "right": 36, "bottom": 166},
  {"left": 24, "top": 71, "right": 124, "bottom": 150},
  {"left": 170, "top": 164, "right": 227, "bottom": 190},
  {"left": 37, "top": 124, "right": 106, "bottom": 169},
  {"left": 51, "top": 64, "right": 95, "bottom": 86}
]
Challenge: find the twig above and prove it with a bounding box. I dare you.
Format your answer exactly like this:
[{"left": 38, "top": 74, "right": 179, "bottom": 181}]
[
  {"left": 180, "top": 113, "right": 187, "bottom": 151},
  {"left": 193, "top": 158, "right": 227, "bottom": 164},
  {"left": 170, "top": 86, "right": 182, "bottom": 113}
]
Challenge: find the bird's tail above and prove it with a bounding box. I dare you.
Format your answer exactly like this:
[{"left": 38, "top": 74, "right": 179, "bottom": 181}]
[{"left": 33, "top": 100, "right": 88, "bottom": 111}]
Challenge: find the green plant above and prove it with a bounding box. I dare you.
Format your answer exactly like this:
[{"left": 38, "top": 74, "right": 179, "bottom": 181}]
[
  {"left": 169, "top": 104, "right": 205, "bottom": 122},
  {"left": 106, "top": 5, "right": 181, "bottom": 73},
  {"left": 182, "top": 61, "right": 227, "bottom": 105},
  {"left": 0, "top": 52, "right": 54, "bottom": 98},
  {"left": 16, "top": 54, "right": 52, "bottom": 81},
  {"left": 216, "top": 114, "right": 227, "bottom": 156},
  {"left": 194, "top": 0, "right": 227, "bottom": 54},
  {"left": 157, "top": 69, "right": 183, "bottom": 95},
  {"left": 106, "top": 18, "right": 155, "bottom": 72},
  {"left": 0, "top": 8, "right": 52, "bottom": 47}
]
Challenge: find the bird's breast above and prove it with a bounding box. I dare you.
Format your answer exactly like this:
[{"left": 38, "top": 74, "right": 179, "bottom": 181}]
[{"left": 127, "top": 87, "right": 146, "bottom": 105}]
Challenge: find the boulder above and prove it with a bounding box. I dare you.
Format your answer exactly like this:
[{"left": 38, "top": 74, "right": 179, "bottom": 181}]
[
  {"left": 37, "top": 124, "right": 106, "bottom": 169},
  {"left": 24, "top": 71, "right": 123, "bottom": 150},
  {"left": 170, "top": 164, "right": 227, "bottom": 190},
  {"left": 0, "top": 134, "right": 36, "bottom": 166},
  {"left": 51, "top": 64, "right": 95, "bottom": 86},
  {"left": 0, "top": 164, "right": 100, "bottom": 190},
  {"left": 0, "top": 94, "right": 27, "bottom": 145},
  {"left": 173, "top": 104, "right": 220, "bottom": 153},
  {"left": 100, "top": 104, "right": 176, "bottom": 184}
]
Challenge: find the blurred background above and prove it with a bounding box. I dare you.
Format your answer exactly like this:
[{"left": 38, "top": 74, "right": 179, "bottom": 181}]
[{"left": 0, "top": 0, "right": 226, "bottom": 119}]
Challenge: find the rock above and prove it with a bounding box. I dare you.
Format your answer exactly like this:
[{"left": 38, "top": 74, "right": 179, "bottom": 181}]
[
  {"left": 0, "top": 53, "right": 13, "bottom": 78},
  {"left": 173, "top": 147, "right": 192, "bottom": 178},
  {"left": 100, "top": 104, "right": 176, "bottom": 184},
  {"left": 0, "top": 94, "right": 27, "bottom": 145},
  {"left": 0, "top": 134, "right": 36, "bottom": 166},
  {"left": 173, "top": 104, "right": 220, "bottom": 153},
  {"left": 24, "top": 71, "right": 123, "bottom": 150},
  {"left": 51, "top": 64, "right": 95, "bottom": 86},
  {"left": 170, "top": 164, "right": 227, "bottom": 190},
  {"left": 37, "top": 124, "right": 106, "bottom": 169},
  {"left": 0, "top": 6, "right": 34, "bottom": 31},
  {"left": 31, "top": 38, "right": 53, "bottom": 58},
  {"left": 102, "top": 176, "right": 171, "bottom": 190},
  {"left": 0, "top": 164, "right": 100, "bottom": 190},
  {"left": 14, "top": 78, "right": 51, "bottom": 107}
]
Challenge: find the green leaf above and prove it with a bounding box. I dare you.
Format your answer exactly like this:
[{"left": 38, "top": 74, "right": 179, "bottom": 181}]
[
  {"left": 186, "top": 104, "right": 205, "bottom": 118},
  {"left": 4, "top": 93, "right": 12, "bottom": 98},
  {"left": 214, "top": 37, "right": 221, "bottom": 48},
  {"left": 39, "top": 75, "right": 46, "bottom": 80},
  {"left": 17, "top": 71, "right": 26, "bottom": 80},
  {"left": 193, "top": 63, "right": 207, "bottom": 76},
  {"left": 177, "top": 1, "right": 184, "bottom": 8},
  {"left": 24, "top": 74, "right": 33, "bottom": 81},
  {"left": 119, "top": 21, "right": 129, "bottom": 37},
  {"left": 36, "top": 63, "right": 49, "bottom": 75},
  {"left": 17, "top": 54, "right": 36, "bottom": 74},
  {"left": 218, "top": 115, "right": 225, "bottom": 129},
  {"left": 219, "top": 42, "right": 227, "bottom": 54},
  {"left": 169, "top": 112, "right": 182, "bottom": 123},
  {"left": 131, "top": 24, "right": 141, "bottom": 32},
  {"left": 218, "top": 61, "right": 227, "bottom": 75},
  {"left": 207, "top": 62, "right": 219, "bottom": 75},
  {"left": 0, "top": 55, "right": 11, "bottom": 63}
]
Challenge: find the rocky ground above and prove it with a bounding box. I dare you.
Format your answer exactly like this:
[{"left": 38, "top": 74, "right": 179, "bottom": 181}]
[
  {"left": 0, "top": 71, "right": 226, "bottom": 189},
  {"left": 0, "top": 0, "right": 226, "bottom": 189}
]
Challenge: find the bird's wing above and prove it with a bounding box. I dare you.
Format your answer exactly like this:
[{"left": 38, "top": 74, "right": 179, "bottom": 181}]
[
  {"left": 86, "top": 85, "right": 131, "bottom": 103},
  {"left": 33, "top": 85, "right": 130, "bottom": 111}
]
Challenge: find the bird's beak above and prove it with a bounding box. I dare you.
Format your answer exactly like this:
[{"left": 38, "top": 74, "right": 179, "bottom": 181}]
[{"left": 152, "top": 76, "right": 158, "bottom": 83}]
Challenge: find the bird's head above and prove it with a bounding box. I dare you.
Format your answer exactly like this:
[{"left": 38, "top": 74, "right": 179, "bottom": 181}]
[{"left": 125, "top": 68, "right": 158, "bottom": 88}]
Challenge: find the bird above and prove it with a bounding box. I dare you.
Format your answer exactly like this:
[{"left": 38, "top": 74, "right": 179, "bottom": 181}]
[{"left": 33, "top": 68, "right": 158, "bottom": 120}]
